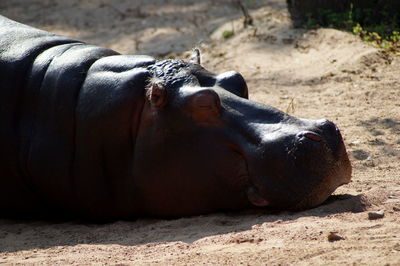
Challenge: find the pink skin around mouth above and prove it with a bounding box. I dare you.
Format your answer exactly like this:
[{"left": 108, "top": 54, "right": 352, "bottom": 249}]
[{"left": 247, "top": 186, "right": 269, "bottom": 207}]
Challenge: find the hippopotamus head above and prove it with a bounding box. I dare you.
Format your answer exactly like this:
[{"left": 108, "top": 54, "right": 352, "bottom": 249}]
[{"left": 134, "top": 55, "right": 352, "bottom": 216}]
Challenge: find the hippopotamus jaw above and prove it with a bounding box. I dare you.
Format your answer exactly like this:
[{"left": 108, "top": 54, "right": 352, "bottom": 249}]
[{"left": 244, "top": 159, "right": 352, "bottom": 210}]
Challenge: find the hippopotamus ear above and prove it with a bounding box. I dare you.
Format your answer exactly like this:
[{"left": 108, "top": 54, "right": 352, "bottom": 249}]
[
  {"left": 216, "top": 71, "right": 249, "bottom": 99},
  {"left": 146, "top": 82, "right": 167, "bottom": 108},
  {"left": 189, "top": 48, "right": 201, "bottom": 65},
  {"left": 189, "top": 89, "right": 221, "bottom": 124}
]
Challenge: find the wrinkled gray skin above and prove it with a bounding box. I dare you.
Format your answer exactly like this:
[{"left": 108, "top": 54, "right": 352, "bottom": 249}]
[{"left": 0, "top": 16, "right": 351, "bottom": 220}]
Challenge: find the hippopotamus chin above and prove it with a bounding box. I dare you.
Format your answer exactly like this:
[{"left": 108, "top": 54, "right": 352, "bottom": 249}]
[
  {"left": 135, "top": 60, "right": 352, "bottom": 215},
  {"left": 0, "top": 15, "right": 351, "bottom": 219}
]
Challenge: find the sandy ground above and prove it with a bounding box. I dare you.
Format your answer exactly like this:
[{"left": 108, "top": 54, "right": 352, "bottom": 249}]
[{"left": 1, "top": 0, "right": 399, "bottom": 264}]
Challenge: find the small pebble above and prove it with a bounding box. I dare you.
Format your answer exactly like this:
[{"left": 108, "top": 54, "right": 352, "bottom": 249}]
[
  {"left": 328, "top": 232, "right": 344, "bottom": 242},
  {"left": 368, "top": 210, "right": 385, "bottom": 220},
  {"left": 393, "top": 206, "right": 400, "bottom": 212}
]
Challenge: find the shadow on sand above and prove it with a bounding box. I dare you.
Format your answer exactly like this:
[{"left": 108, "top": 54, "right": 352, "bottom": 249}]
[{"left": 0, "top": 192, "right": 374, "bottom": 253}]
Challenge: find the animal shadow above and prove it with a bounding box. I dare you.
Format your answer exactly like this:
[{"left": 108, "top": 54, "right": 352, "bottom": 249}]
[{"left": 0, "top": 192, "right": 370, "bottom": 253}]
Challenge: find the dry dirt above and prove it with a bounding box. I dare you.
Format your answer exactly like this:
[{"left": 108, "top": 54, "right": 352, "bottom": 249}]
[{"left": 1, "top": 0, "right": 399, "bottom": 265}]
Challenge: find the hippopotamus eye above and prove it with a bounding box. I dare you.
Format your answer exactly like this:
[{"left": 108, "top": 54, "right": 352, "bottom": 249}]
[
  {"left": 146, "top": 82, "right": 167, "bottom": 108},
  {"left": 189, "top": 89, "right": 221, "bottom": 124}
]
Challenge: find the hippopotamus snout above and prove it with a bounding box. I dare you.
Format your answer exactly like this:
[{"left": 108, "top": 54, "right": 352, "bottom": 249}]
[
  {"left": 245, "top": 116, "right": 352, "bottom": 211},
  {"left": 292, "top": 119, "right": 352, "bottom": 208},
  {"left": 295, "top": 119, "right": 351, "bottom": 185}
]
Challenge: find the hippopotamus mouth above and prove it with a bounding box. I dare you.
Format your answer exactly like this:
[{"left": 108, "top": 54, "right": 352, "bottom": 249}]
[{"left": 246, "top": 186, "right": 270, "bottom": 207}]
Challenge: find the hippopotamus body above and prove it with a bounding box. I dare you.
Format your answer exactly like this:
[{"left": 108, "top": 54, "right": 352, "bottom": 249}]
[{"left": 0, "top": 16, "right": 351, "bottom": 220}]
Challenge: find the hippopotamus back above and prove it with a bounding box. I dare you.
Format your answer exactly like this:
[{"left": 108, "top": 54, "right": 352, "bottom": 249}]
[{"left": 0, "top": 16, "right": 155, "bottom": 219}]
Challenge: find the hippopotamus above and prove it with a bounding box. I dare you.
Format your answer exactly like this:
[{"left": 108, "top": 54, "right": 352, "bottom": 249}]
[{"left": 0, "top": 15, "right": 351, "bottom": 220}]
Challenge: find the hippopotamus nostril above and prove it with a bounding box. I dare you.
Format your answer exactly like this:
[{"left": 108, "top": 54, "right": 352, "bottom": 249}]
[
  {"left": 297, "top": 131, "right": 322, "bottom": 142},
  {"left": 303, "top": 132, "right": 322, "bottom": 142}
]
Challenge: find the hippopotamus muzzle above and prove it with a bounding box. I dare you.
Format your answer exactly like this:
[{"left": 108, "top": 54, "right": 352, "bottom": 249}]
[{"left": 243, "top": 117, "right": 352, "bottom": 210}]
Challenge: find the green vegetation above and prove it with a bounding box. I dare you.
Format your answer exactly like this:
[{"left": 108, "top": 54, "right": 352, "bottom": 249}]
[
  {"left": 352, "top": 23, "right": 400, "bottom": 50},
  {"left": 289, "top": 1, "right": 400, "bottom": 52},
  {"left": 222, "top": 30, "right": 235, "bottom": 39}
]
